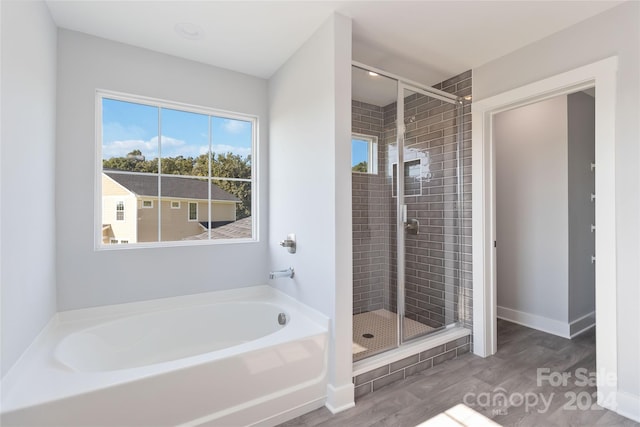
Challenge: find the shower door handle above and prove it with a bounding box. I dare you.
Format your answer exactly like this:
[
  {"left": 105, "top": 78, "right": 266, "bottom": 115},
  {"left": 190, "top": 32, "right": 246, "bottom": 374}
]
[{"left": 405, "top": 218, "right": 419, "bottom": 235}]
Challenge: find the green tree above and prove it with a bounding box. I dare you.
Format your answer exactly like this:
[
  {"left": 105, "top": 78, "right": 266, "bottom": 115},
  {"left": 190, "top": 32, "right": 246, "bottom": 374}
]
[
  {"left": 211, "top": 153, "right": 252, "bottom": 219},
  {"left": 352, "top": 161, "right": 368, "bottom": 173}
]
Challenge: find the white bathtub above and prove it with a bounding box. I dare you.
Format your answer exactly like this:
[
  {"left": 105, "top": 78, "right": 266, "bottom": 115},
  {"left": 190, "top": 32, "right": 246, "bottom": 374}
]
[{"left": 0, "top": 286, "right": 329, "bottom": 426}]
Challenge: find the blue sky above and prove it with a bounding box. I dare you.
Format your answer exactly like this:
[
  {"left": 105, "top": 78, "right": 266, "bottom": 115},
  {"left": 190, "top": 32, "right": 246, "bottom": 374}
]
[
  {"left": 102, "top": 98, "right": 252, "bottom": 160},
  {"left": 352, "top": 137, "right": 369, "bottom": 167}
]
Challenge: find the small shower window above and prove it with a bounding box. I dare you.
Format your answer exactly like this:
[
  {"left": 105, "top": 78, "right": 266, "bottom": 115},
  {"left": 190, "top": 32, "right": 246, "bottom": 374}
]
[{"left": 352, "top": 133, "right": 378, "bottom": 174}]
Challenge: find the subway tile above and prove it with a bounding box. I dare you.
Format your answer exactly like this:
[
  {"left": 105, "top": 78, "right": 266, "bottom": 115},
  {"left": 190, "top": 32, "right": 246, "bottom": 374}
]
[
  {"left": 456, "top": 343, "right": 471, "bottom": 356},
  {"left": 420, "top": 344, "right": 445, "bottom": 361},
  {"left": 372, "top": 370, "right": 405, "bottom": 392},
  {"left": 433, "top": 349, "right": 457, "bottom": 366},
  {"left": 354, "top": 365, "right": 390, "bottom": 386},
  {"left": 390, "top": 354, "right": 420, "bottom": 372},
  {"left": 354, "top": 382, "right": 373, "bottom": 399},
  {"left": 445, "top": 336, "right": 470, "bottom": 351}
]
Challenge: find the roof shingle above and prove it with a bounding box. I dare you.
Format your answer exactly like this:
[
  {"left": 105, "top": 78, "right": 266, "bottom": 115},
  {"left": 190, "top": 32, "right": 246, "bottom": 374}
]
[{"left": 105, "top": 170, "right": 240, "bottom": 202}]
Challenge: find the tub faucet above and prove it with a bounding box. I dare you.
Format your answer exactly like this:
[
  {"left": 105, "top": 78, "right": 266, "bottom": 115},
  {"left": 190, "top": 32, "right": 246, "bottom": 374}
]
[{"left": 269, "top": 267, "right": 295, "bottom": 279}]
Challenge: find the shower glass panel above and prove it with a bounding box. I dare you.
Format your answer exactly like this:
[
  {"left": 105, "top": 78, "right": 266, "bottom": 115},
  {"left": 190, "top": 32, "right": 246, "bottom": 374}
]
[
  {"left": 351, "top": 65, "right": 465, "bottom": 362},
  {"left": 398, "top": 84, "right": 464, "bottom": 342},
  {"left": 351, "top": 66, "right": 399, "bottom": 362}
]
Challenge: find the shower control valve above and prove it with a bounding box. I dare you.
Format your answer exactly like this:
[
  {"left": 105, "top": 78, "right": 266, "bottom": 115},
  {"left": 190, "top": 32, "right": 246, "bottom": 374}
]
[{"left": 279, "top": 233, "right": 296, "bottom": 254}]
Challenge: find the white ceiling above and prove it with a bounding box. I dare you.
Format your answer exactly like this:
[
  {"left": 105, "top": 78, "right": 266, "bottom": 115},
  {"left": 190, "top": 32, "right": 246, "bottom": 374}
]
[{"left": 46, "top": 0, "right": 623, "bottom": 103}]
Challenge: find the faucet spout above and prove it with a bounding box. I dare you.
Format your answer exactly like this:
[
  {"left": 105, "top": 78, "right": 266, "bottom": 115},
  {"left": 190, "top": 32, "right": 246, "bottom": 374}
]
[{"left": 269, "top": 267, "right": 295, "bottom": 280}]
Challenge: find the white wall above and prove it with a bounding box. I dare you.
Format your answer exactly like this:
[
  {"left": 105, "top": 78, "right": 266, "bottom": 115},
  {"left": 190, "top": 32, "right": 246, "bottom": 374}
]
[
  {"left": 268, "top": 13, "right": 354, "bottom": 411},
  {"left": 474, "top": 0, "right": 639, "bottom": 403},
  {"left": 0, "top": 0, "right": 58, "bottom": 377},
  {"left": 56, "top": 30, "right": 269, "bottom": 310},
  {"left": 567, "top": 92, "right": 595, "bottom": 322},
  {"left": 495, "top": 96, "right": 569, "bottom": 324}
]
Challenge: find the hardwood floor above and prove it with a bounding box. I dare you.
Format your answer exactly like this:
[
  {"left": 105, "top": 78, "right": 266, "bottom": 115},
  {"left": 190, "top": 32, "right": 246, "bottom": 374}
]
[{"left": 280, "top": 320, "right": 638, "bottom": 426}]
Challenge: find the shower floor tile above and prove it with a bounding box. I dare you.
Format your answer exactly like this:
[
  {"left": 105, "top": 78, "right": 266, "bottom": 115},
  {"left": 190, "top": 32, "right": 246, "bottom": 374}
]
[{"left": 353, "top": 309, "right": 435, "bottom": 362}]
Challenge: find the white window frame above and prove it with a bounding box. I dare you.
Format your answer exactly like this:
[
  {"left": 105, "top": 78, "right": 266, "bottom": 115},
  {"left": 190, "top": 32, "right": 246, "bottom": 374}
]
[
  {"left": 142, "top": 200, "right": 153, "bottom": 209},
  {"left": 188, "top": 202, "right": 198, "bottom": 222},
  {"left": 116, "top": 201, "right": 125, "bottom": 221},
  {"left": 351, "top": 133, "right": 378, "bottom": 174},
  {"left": 95, "top": 89, "right": 258, "bottom": 250},
  {"left": 171, "top": 201, "right": 181, "bottom": 209}
]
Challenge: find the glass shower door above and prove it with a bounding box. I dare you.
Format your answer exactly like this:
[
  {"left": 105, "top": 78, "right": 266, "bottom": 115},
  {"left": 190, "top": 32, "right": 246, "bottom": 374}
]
[{"left": 397, "top": 83, "right": 463, "bottom": 343}]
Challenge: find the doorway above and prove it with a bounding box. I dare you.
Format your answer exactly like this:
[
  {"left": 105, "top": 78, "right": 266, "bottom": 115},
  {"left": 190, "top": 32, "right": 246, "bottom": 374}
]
[
  {"left": 471, "top": 57, "right": 618, "bottom": 411},
  {"left": 493, "top": 92, "right": 595, "bottom": 338}
]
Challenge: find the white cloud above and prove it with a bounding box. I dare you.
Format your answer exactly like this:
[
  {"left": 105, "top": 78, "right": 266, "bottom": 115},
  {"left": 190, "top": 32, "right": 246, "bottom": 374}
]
[
  {"left": 222, "top": 119, "right": 247, "bottom": 134},
  {"left": 212, "top": 144, "right": 251, "bottom": 158},
  {"left": 103, "top": 135, "right": 206, "bottom": 159},
  {"left": 103, "top": 136, "right": 249, "bottom": 160},
  {"left": 102, "top": 139, "right": 158, "bottom": 159}
]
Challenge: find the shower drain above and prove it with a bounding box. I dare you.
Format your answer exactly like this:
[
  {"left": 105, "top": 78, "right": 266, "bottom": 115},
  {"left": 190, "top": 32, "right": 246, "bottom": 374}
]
[{"left": 362, "top": 333, "right": 374, "bottom": 339}]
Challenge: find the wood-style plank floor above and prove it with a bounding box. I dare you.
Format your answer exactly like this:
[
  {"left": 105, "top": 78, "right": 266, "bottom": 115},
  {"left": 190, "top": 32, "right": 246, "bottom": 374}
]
[{"left": 280, "top": 320, "right": 638, "bottom": 426}]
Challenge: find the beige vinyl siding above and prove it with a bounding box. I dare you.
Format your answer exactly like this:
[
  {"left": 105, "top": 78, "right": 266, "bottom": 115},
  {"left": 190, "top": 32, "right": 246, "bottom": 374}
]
[
  {"left": 212, "top": 201, "right": 237, "bottom": 222},
  {"left": 102, "top": 195, "right": 137, "bottom": 243},
  {"left": 101, "top": 174, "right": 137, "bottom": 243},
  {"left": 102, "top": 174, "right": 132, "bottom": 196},
  {"left": 161, "top": 200, "right": 206, "bottom": 242},
  {"left": 137, "top": 199, "right": 238, "bottom": 242}
]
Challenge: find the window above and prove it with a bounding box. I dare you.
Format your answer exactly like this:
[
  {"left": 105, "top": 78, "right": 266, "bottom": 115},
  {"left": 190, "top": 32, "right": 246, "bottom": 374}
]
[
  {"left": 352, "top": 133, "right": 378, "bottom": 174},
  {"left": 98, "top": 91, "right": 256, "bottom": 248},
  {"left": 116, "top": 201, "right": 124, "bottom": 221},
  {"left": 188, "top": 202, "right": 198, "bottom": 221}
]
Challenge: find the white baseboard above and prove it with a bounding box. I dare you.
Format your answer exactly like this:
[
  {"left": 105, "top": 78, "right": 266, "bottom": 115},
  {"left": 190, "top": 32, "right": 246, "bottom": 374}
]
[
  {"left": 497, "top": 306, "right": 571, "bottom": 338},
  {"left": 325, "top": 383, "right": 355, "bottom": 414},
  {"left": 497, "top": 307, "right": 596, "bottom": 340},
  {"left": 569, "top": 311, "right": 596, "bottom": 338},
  {"left": 614, "top": 390, "right": 640, "bottom": 423}
]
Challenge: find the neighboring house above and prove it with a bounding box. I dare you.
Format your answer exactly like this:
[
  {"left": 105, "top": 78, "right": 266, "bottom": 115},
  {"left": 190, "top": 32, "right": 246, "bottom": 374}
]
[
  {"left": 102, "top": 170, "right": 240, "bottom": 244},
  {"left": 184, "top": 216, "right": 252, "bottom": 240}
]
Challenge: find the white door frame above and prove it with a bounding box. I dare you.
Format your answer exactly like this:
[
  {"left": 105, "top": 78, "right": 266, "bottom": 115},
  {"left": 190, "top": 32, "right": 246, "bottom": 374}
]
[{"left": 471, "top": 57, "right": 618, "bottom": 410}]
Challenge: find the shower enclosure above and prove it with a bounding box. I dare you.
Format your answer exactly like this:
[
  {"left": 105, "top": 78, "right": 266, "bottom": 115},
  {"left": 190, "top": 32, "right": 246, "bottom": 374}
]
[{"left": 351, "top": 64, "right": 471, "bottom": 362}]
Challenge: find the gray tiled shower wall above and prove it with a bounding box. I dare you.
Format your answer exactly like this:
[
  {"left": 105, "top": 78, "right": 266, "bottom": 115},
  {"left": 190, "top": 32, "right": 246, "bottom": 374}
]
[
  {"left": 352, "top": 101, "right": 388, "bottom": 314},
  {"left": 352, "top": 70, "right": 473, "bottom": 329}
]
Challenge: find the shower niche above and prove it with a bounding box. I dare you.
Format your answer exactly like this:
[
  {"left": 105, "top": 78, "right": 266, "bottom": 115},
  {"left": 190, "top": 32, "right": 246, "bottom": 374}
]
[{"left": 351, "top": 65, "right": 472, "bottom": 362}]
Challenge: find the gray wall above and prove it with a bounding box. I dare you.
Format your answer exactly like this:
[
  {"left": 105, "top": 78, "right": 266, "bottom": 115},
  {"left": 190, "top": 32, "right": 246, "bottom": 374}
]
[
  {"left": 495, "top": 96, "right": 569, "bottom": 323},
  {"left": 352, "top": 100, "right": 387, "bottom": 314},
  {"left": 1, "top": 1, "right": 58, "bottom": 377},
  {"left": 56, "top": 30, "right": 269, "bottom": 310},
  {"left": 474, "top": 0, "right": 639, "bottom": 397},
  {"left": 567, "top": 92, "right": 595, "bottom": 322}
]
